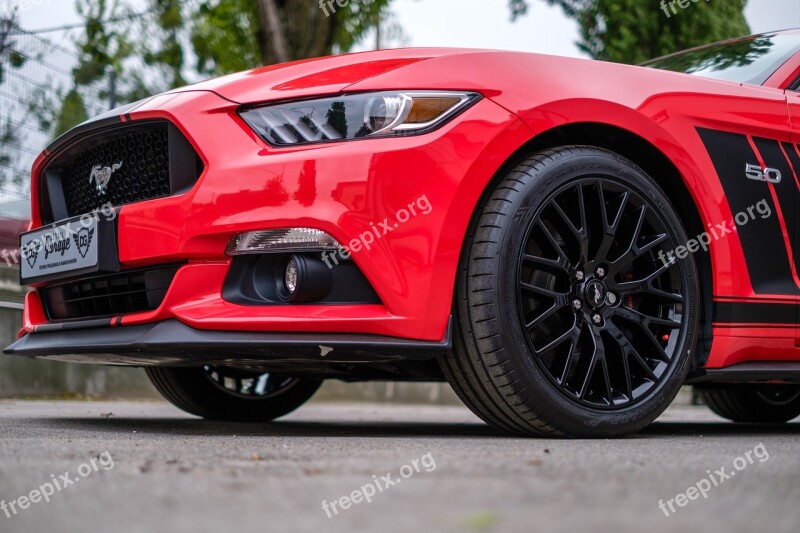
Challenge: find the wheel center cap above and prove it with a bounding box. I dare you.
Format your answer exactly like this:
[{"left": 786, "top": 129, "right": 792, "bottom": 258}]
[{"left": 584, "top": 280, "right": 607, "bottom": 308}]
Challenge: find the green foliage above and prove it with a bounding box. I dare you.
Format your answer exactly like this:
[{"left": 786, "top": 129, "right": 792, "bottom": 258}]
[
  {"left": 144, "top": 0, "right": 187, "bottom": 87},
  {"left": 189, "top": 0, "right": 391, "bottom": 74},
  {"left": 54, "top": 89, "right": 89, "bottom": 138},
  {"left": 511, "top": 0, "right": 750, "bottom": 64},
  {"left": 0, "top": 13, "right": 22, "bottom": 87},
  {"left": 190, "top": 0, "right": 262, "bottom": 75},
  {"left": 333, "top": 0, "right": 389, "bottom": 53},
  {"left": 73, "top": 0, "right": 133, "bottom": 85},
  {"left": 0, "top": 11, "right": 25, "bottom": 186}
]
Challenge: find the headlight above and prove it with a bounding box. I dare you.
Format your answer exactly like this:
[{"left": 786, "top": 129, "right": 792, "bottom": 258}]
[{"left": 238, "top": 91, "right": 480, "bottom": 147}]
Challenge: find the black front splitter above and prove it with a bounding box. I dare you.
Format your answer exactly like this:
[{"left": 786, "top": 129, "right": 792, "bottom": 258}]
[{"left": 4, "top": 319, "right": 452, "bottom": 367}]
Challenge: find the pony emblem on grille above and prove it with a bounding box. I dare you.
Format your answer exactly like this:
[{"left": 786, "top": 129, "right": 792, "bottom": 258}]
[{"left": 89, "top": 161, "right": 123, "bottom": 195}]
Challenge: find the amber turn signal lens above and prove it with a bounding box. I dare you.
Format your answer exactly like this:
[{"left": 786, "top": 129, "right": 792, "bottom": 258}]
[{"left": 406, "top": 97, "right": 465, "bottom": 124}]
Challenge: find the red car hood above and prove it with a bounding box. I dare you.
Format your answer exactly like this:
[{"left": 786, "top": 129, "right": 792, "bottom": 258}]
[{"left": 169, "top": 48, "right": 490, "bottom": 104}]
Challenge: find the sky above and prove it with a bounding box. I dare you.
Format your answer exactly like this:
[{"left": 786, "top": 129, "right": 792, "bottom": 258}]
[
  {"left": 391, "top": 0, "right": 800, "bottom": 57},
  {"left": 9, "top": 0, "right": 800, "bottom": 60}
]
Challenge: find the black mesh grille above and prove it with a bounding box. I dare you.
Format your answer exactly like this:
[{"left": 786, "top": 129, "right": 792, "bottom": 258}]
[
  {"left": 60, "top": 124, "right": 171, "bottom": 217},
  {"left": 41, "top": 266, "right": 180, "bottom": 321}
]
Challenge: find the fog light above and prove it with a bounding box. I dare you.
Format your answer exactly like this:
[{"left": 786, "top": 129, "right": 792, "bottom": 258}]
[
  {"left": 226, "top": 228, "right": 340, "bottom": 255},
  {"left": 284, "top": 257, "right": 299, "bottom": 294},
  {"left": 275, "top": 254, "right": 333, "bottom": 303}
]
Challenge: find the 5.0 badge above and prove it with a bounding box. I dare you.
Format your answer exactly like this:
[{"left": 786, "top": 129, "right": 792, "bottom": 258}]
[{"left": 745, "top": 163, "right": 782, "bottom": 184}]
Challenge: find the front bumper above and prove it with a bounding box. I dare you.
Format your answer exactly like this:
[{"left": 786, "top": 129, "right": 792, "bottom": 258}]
[
  {"left": 4, "top": 319, "right": 451, "bottom": 366},
  {"left": 20, "top": 89, "right": 532, "bottom": 345}
]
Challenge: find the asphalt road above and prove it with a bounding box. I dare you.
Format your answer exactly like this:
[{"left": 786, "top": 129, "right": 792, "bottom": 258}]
[{"left": 0, "top": 400, "right": 798, "bottom": 533}]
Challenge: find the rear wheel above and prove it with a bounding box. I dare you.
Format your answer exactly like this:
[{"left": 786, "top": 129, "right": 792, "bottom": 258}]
[
  {"left": 146, "top": 366, "right": 321, "bottom": 421},
  {"left": 698, "top": 384, "right": 800, "bottom": 423},
  {"left": 441, "top": 146, "right": 699, "bottom": 437}
]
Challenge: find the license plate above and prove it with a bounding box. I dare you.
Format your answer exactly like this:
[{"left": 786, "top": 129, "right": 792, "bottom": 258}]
[{"left": 20, "top": 215, "right": 118, "bottom": 285}]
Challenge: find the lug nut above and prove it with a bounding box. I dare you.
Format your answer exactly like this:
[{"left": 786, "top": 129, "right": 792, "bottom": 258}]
[
  {"left": 575, "top": 271, "right": 585, "bottom": 281},
  {"left": 592, "top": 313, "right": 602, "bottom": 325},
  {"left": 606, "top": 292, "right": 618, "bottom": 305},
  {"left": 596, "top": 267, "right": 606, "bottom": 278},
  {"left": 573, "top": 299, "right": 582, "bottom": 311}
]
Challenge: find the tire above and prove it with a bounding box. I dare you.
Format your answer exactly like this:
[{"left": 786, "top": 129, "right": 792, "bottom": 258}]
[
  {"left": 146, "top": 366, "right": 321, "bottom": 422},
  {"left": 697, "top": 385, "right": 800, "bottom": 423},
  {"left": 441, "top": 146, "right": 700, "bottom": 437}
]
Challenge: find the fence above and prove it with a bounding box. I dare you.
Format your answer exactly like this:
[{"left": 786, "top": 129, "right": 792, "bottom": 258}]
[{"left": 0, "top": 19, "right": 113, "bottom": 217}]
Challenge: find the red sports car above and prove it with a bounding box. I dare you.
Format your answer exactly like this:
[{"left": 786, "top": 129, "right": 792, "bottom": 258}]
[{"left": 7, "top": 30, "right": 800, "bottom": 437}]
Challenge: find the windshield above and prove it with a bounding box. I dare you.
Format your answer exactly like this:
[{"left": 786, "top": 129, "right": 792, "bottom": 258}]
[{"left": 642, "top": 33, "right": 800, "bottom": 85}]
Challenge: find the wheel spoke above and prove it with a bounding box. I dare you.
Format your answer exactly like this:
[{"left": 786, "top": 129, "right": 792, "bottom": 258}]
[
  {"left": 614, "top": 305, "right": 681, "bottom": 329},
  {"left": 609, "top": 205, "right": 651, "bottom": 267},
  {"left": 618, "top": 337, "right": 634, "bottom": 400},
  {"left": 525, "top": 301, "right": 562, "bottom": 329},
  {"left": 535, "top": 318, "right": 580, "bottom": 354},
  {"left": 558, "top": 338, "right": 579, "bottom": 384},
  {"left": 645, "top": 286, "right": 683, "bottom": 302},
  {"left": 605, "top": 188, "right": 629, "bottom": 232},
  {"left": 599, "top": 359, "right": 613, "bottom": 405},
  {"left": 522, "top": 253, "right": 568, "bottom": 272},
  {"left": 536, "top": 219, "right": 571, "bottom": 269},
  {"left": 550, "top": 200, "right": 586, "bottom": 249},
  {"left": 575, "top": 185, "right": 590, "bottom": 263},
  {"left": 520, "top": 282, "right": 569, "bottom": 306},
  {"left": 606, "top": 321, "right": 658, "bottom": 382},
  {"left": 578, "top": 328, "right": 602, "bottom": 400},
  {"left": 611, "top": 308, "right": 671, "bottom": 362},
  {"left": 615, "top": 261, "right": 675, "bottom": 294}
]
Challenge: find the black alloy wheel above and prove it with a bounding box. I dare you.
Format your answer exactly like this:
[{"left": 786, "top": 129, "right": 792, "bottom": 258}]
[
  {"left": 698, "top": 384, "right": 800, "bottom": 423},
  {"left": 146, "top": 365, "right": 321, "bottom": 421},
  {"left": 441, "top": 146, "right": 699, "bottom": 437},
  {"left": 518, "top": 177, "right": 686, "bottom": 409}
]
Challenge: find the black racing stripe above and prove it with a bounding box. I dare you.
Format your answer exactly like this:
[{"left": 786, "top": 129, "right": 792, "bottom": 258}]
[
  {"left": 753, "top": 137, "right": 799, "bottom": 272},
  {"left": 46, "top": 103, "right": 137, "bottom": 154},
  {"left": 697, "top": 127, "right": 795, "bottom": 295},
  {"left": 783, "top": 142, "right": 800, "bottom": 184},
  {"left": 714, "top": 301, "right": 796, "bottom": 324}
]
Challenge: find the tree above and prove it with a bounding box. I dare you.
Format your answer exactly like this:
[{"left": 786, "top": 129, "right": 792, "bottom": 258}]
[
  {"left": 0, "top": 9, "right": 27, "bottom": 187},
  {"left": 509, "top": 0, "right": 750, "bottom": 64},
  {"left": 189, "top": 0, "right": 262, "bottom": 76},
  {"left": 144, "top": 0, "right": 187, "bottom": 87},
  {"left": 54, "top": 89, "right": 89, "bottom": 138},
  {"left": 45, "top": 0, "right": 138, "bottom": 138},
  {"left": 73, "top": 0, "right": 133, "bottom": 86},
  {"left": 55, "top": 0, "right": 752, "bottom": 136},
  {"left": 189, "top": 0, "right": 392, "bottom": 75}
]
